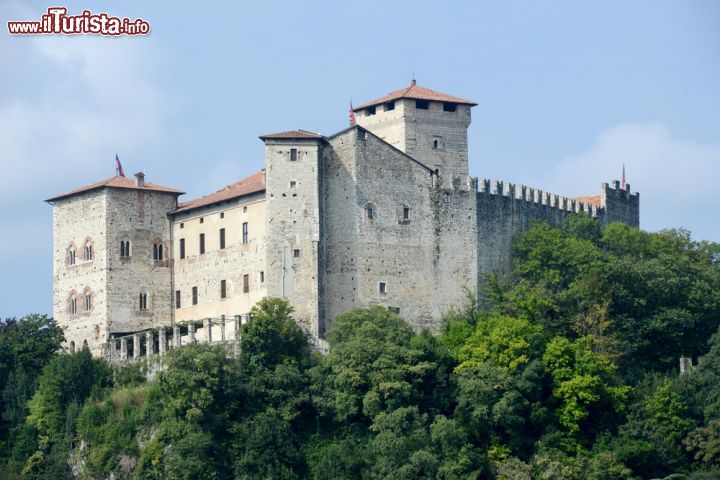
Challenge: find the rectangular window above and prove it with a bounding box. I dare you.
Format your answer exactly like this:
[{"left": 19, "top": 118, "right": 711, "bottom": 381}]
[
  {"left": 243, "top": 274, "right": 249, "bottom": 293},
  {"left": 367, "top": 105, "right": 376, "bottom": 115},
  {"left": 367, "top": 206, "right": 374, "bottom": 219},
  {"left": 403, "top": 207, "right": 410, "bottom": 221},
  {"left": 242, "top": 222, "right": 248, "bottom": 243},
  {"left": 199, "top": 233, "right": 205, "bottom": 254},
  {"left": 179, "top": 238, "right": 185, "bottom": 259},
  {"left": 357, "top": 129, "right": 366, "bottom": 141},
  {"left": 293, "top": 249, "right": 300, "bottom": 258},
  {"left": 219, "top": 228, "right": 226, "bottom": 249},
  {"left": 290, "top": 148, "right": 297, "bottom": 161},
  {"left": 220, "top": 212, "right": 225, "bottom": 219},
  {"left": 379, "top": 282, "right": 386, "bottom": 294},
  {"left": 290, "top": 180, "right": 296, "bottom": 188},
  {"left": 180, "top": 222, "right": 184, "bottom": 229},
  {"left": 175, "top": 290, "right": 181, "bottom": 309},
  {"left": 385, "top": 101, "right": 395, "bottom": 111},
  {"left": 415, "top": 99, "right": 429, "bottom": 110},
  {"left": 192, "top": 286, "right": 198, "bottom": 305},
  {"left": 260, "top": 271, "right": 265, "bottom": 283},
  {"left": 389, "top": 307, "right": 400, "bottom": 314},
  {"left": 220, "top": 280, "right": 227, "bottom": 299},
  {"left": 443, "top": 102, "right": 457, "bottom": 112}
]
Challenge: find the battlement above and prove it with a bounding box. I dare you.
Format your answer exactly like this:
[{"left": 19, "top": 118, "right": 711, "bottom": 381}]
[{"left": 477, "top": 178, "right": 601, "bottom": 217}]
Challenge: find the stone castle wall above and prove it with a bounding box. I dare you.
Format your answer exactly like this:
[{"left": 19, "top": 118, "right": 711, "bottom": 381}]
[
  {"left": 172, "top": 193, "right": 268, "bottom": 323},
  {"left": 103, "top": 188, "right": 177, "bottom": 336},
  {"left": 52, "top": 190, "right": 108, "bottom": 354}
]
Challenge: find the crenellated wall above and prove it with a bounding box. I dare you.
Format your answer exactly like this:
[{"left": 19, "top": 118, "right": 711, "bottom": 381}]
[{"left": 475, "top": 178, "right": 639, "bottom": 282}]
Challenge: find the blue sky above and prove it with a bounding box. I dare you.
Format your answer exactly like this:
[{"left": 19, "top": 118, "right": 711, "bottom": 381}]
[{"left": 1, "top": 1, "right": 718, "bottom": 318}]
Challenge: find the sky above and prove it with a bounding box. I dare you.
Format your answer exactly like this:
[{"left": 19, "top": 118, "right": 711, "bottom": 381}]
[{"left": 0, "top": 1, "right": 718, "bottom": 318}]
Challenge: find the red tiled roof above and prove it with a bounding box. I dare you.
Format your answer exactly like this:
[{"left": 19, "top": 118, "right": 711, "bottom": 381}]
[
  {"left": 46, "top": 175, "right": 184, "bottom": 202},
  {"left": 174, "top": 170, "right": 265, "bottom": 213},
  {"left": 354, "top": 81, "right": 477, "bottom": 110},
  {"left": 573, "top": 195, "right": 602, "bottom": 207},
  {"left": 259, "top": 130, "right": 325, "bottom": 140}
]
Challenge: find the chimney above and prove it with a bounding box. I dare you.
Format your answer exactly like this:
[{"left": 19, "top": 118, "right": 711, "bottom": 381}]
[
  {"left": 411, "top": 79, "right": 416, "bottom": 87},
  {"left": 134, "top": 172, "right": 145, "bottom": 188}
]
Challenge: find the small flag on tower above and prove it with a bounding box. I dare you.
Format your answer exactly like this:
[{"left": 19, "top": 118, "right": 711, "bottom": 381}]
[
  {"left": 621, "top": 164, "right": 626, "bottom": 189},
  {"left": 115, "top": 153, "right": 125, "bottom": 177},
  {"left": 349, "top": 101, "right": 356, "bottom": 126}
]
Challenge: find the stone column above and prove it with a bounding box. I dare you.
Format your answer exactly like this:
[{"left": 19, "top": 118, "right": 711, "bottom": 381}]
[
  {"left": 173, "top": 326, "right": 181, "bottom": 348},
  {"left": 159, "top": 328, "right": 167, "bottom": 355},
  {"left": 120, "top": 337, "right": 128, "bottom": 360},
  {"left": 204, "top": 318, "right": 212, "bottom": 343},
  {"left": 146, "top": 332, "right": 154, "bottom": 356},
  {"left": 234, "top": 315, "right": 240, "bottom": 336},
  {"left": 189, "top": 322, "right": 195, "bottom": 343},
  {"left": 133, "top": 334, "right": 141, "bottom": 359}
]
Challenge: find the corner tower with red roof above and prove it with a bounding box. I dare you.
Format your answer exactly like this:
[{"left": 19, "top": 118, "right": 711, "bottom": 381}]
[{"left": 353, "top": 80, "right": 477, "bottom": 181}]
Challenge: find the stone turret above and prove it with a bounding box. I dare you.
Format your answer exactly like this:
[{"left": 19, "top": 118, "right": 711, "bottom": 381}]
[{"left": 354, "top": 81, "right": 476, "bottom": 181}]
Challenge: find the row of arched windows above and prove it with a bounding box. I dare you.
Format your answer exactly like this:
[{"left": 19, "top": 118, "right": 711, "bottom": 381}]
[
  {"left": 67, "top": 288, "right": 93, "bottom": 315},
  {"left": 66, "top": 239, "right": 93, "bottom": 266},
  {"left": 66, "top": 239, "right": 169, "bottom": 267}
]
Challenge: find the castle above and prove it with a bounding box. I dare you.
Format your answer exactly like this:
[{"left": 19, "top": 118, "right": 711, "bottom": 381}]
[{"left": 47, "top": 81, "right": 639, "bottom": 357}]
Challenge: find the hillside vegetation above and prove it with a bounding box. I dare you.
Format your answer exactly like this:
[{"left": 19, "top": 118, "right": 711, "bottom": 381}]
[{"left": 1, "top": 217, "right": 719, "bottom": 479}]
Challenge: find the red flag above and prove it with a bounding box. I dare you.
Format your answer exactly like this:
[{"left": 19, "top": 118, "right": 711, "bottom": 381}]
[
  {"left": 621, "top": 164, "right": 626, "bottom": 189},
  {"left": 349, "top": 101, "right": 356, "bottom": 126}
]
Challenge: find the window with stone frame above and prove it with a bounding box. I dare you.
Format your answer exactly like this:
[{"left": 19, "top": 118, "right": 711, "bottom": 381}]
[
  {"left": 153, "top": 243, "right": 164, "bottom": 261},
  {"left": 83, "top": 239, "right": 93, "bottom": 262},
  {"left": 139, "top": 290, "right": 149, "bottom": 310},
  {"left": 68, "top": 291, "right": 78, "bottom": 315},
  {"left": 199, "top": 233, "right": 205, "bottom": 255},
  {"left": 192, "top": 286, "right": 198, "bottom": 305},
  {"left": 219, "top": 228, "right": 226, "bottom": 249},
  {"left": 290, "top": 148, "right": 298, "bottom": 161},
  {"left": 175, "top": 290, "right": 181, "bottom": 309},
  {"left": 179, "top": 238, "right": 185, "bottom": 259},
  {"left": 242, "top": 222, "right": 249, "bottom": 244},
  {"left": 83, "top": 288, "right": 92, "bottom": 311},
  {"left": 243, "top": 274, "right": 249, "bottom": 293},
  {"left": 220, "top": 280, "right": 227, "bottom": 299},
  {"left": 120, "top": 240, "right": 131, "bottom": 258},
  {"left": 67, "top": 243, "right": 77, "bottom": 266}
]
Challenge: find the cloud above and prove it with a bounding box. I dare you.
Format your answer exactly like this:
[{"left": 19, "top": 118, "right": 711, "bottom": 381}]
[
  {"left": 537, "top": 123, "right": 720, "bottom": 241},
  {"left": 0, "top": 3, "right": 171, "bottom": 201}
]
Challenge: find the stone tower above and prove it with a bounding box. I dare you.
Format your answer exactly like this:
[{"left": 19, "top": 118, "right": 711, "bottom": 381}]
[
  {"left": 354, "top": 80, "right": 477, "bottom": 180},
  {"left": 261, "top": 130, "right": 326, "bottom": 338},
  {"left": 47, "top": 173, "right": 182, "bottom": 354}
]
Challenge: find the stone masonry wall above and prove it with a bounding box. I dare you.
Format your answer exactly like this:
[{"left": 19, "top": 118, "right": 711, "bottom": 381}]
[
  {"left": 264, "top": 139, "right": 323, "bottom": 336},
  {"left": 52, "top": 190, "right": 108, "bottom": 355},
  {"left": 172, "top": 193, "right": 267, "bottom": 323},
  {"left": 104, "top": 188, "right": 178, "bottom": 336}
]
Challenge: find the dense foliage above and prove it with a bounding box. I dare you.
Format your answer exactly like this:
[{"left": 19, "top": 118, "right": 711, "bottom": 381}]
[{"left": 1, "top": 218, "right": 718, "bottom": 479}]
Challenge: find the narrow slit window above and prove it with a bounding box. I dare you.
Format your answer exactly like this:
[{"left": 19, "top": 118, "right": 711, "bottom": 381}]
[
  {"left": 192, "top": 286, "right": 198, "bottom": 305},
  {"left": 242, "top": 222, "right": 248, "bottom": 243},
  {"left": 379, "top": 282, "right": 386, "bottom": 294},
  {"left": 199, "top": 233, "right": 205, "bottom": 254},
  {"left": 179, "top": 238, "right": 185, "bottom": 259},
  {"left": 219, "top": 228, "right": 226, "bottom": 249},
  {"left": 175, "top": 290, "right": 181, "bottom": 309},
  {"left": 243, "top": 274, "right": 249, "bottom": 293},
  {"left": 403, "top": 207, "right": 410, "bottom": 221},
  {"left": 220, "top": 280, "right": 227, "bottom": 299}
]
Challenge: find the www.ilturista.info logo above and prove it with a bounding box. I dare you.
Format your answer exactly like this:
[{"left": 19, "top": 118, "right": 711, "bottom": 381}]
[{"left": 7, "top": 7, "right": 150, "bottom": 36}]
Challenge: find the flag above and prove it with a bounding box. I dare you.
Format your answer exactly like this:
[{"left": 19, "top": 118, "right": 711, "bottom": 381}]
[
  {"left": 115, "top": 154, "right": 125, "bottom": 177},
  {"left": 349, "top": 101, "right": 356, "bottom": 126},
  {"left": 621, "top": 164, "right": 626, "bottom": 189}
]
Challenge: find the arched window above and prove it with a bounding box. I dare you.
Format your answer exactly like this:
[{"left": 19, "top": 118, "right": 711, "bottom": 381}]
[
  {"left": 83, "top": 290, "right": 92, "bottom": 311},
  {"left": 69, "top": 341, "right": 75, "bottom": 352},
  {"left": 82, "top": 339, "right": 88, "bottom": 350},
  {"left": 153, "top": 243, "right": 164, "bottom": 261},
  {"left": 67, "top": 244, "right": 76, "bottom": 266},
  {"left": 139, "top": 289, "right": 149, "bottom": 311},
  {"left": 68, "top": 291, "right": 78, "bottom": 315},
  {"left": 120, "top": 240, "right": 131, "bottom": 258},
  {"left": 83, "top": 238, "right": 93, "bottom": 261}
]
